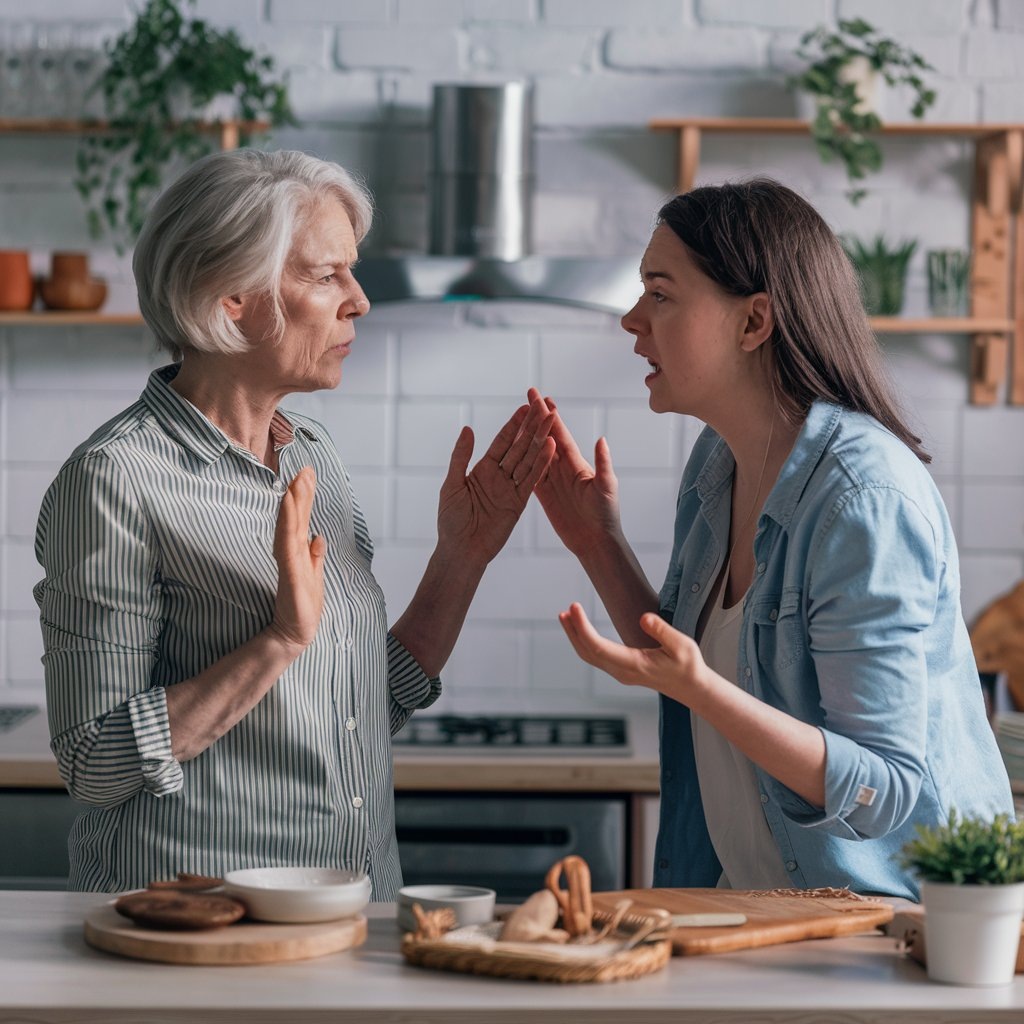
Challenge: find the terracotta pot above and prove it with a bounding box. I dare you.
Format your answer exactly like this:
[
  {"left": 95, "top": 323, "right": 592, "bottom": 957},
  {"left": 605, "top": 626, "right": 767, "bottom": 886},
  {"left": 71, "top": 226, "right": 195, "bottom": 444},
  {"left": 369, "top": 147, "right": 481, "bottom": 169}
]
[
  {"left": 0, "top": 250, "right": 35, "bottom": 311},
  {"left": 39, "top": 251, "right": 108, "bottom": 312}
]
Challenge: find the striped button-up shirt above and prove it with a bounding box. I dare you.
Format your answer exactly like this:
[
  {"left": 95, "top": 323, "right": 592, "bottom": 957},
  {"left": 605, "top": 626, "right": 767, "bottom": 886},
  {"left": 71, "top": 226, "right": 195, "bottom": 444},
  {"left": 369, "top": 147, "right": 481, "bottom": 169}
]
[{"left": 34, "top": 364, "right": 439, "bottom": 897}]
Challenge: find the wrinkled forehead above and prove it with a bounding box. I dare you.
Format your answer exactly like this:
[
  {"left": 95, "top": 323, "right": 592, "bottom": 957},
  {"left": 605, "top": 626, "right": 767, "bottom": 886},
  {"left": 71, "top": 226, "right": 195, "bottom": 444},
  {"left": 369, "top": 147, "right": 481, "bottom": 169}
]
[{"left": 288, "top": 196, "right": 359, "bottom": 267}]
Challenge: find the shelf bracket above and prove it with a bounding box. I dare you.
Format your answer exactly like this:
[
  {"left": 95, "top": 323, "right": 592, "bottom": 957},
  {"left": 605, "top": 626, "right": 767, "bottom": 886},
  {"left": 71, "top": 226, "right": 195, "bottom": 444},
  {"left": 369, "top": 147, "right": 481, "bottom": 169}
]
[
  {"left": 676, "top": 125, "right": 701, "bottom": 194},
  {"left": 969, "top": 134, "right": 1013, "bottom": 404}
]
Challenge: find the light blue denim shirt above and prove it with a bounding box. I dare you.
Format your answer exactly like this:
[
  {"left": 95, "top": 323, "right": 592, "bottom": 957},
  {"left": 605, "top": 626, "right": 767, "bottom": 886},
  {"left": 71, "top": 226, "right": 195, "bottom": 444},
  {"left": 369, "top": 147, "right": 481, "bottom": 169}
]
[{"left": 653, "top": 401, "right": 1013, "bottom": 899}]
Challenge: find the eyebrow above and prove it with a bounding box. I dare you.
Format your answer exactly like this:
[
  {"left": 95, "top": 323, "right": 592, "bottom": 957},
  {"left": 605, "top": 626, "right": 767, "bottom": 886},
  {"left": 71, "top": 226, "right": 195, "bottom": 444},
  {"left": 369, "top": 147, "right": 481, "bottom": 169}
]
[
  {"left": 640, "top": 268, "right": 674, "bottom": 282},
  {"left": 306, "top": 256, "right": 360, "bottom": 272}
]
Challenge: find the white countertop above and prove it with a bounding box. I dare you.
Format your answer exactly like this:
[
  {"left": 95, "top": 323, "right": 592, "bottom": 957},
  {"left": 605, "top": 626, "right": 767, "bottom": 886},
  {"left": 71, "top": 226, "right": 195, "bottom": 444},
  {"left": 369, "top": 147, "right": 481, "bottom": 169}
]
[{"left": 3, "top": 891, "right": 1023, "bottom": 1023}]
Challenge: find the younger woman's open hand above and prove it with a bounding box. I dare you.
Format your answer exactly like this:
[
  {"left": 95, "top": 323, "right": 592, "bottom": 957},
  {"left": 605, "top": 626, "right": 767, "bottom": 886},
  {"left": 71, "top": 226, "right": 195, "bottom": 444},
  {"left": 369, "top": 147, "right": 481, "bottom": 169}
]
[{"left": 558, "top": 602, "right": 710, "bottom": 704}]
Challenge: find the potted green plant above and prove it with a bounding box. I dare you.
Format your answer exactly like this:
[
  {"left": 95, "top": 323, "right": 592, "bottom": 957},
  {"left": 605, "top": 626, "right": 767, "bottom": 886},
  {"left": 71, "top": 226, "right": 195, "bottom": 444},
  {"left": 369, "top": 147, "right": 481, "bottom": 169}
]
[
  {"left": 75, "top": 0, "right": 294, "bottom": 252},
  {"left": 841, "top": 234, "right": 917, "bottom": 316},
  {"left": 900, "top": 810, "right": 1024, "bottom": 986},
  {"left": 788, "top": 17, "right": 937, "bottom": 204}
]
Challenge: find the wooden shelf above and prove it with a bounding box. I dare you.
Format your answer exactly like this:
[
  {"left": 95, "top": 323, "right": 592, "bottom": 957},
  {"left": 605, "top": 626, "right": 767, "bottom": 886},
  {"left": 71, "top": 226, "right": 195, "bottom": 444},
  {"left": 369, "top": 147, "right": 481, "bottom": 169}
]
[
  {"left": 0, "top": 311, "right": 143, "bottom": 325},
  {"left": 650, "top": 117, "right": 1024, "bottom": 406},
  {"left": 870, "top": 317, "right": 1014, "bottom": 333},
  {"left": 0, "top": 117, "right": 271, "bottom": 151}
]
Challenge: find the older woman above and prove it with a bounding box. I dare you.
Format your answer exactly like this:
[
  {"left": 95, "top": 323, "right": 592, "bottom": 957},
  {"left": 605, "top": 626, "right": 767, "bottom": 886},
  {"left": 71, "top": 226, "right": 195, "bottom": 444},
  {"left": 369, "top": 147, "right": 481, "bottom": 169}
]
[{"left": 34, "top": 149, "right": 554, "bottom": 896}]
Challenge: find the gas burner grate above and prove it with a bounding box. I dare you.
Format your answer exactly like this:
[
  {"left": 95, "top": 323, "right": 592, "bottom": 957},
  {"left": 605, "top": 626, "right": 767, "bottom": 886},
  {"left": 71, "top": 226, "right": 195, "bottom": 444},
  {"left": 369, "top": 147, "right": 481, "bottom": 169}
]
[
  {"left": 393, "top": 714, "right": 628, "bottom": 752},
  {"left": 0, "top": 706, "right": 38, "bottom": 734}
]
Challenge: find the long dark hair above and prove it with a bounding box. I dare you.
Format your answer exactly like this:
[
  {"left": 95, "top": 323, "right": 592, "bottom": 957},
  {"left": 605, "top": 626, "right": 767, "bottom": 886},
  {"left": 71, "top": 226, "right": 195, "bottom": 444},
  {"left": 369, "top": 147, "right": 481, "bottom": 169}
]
[{"left": 658, "top": 179, "right": 930, "bottom": 463}]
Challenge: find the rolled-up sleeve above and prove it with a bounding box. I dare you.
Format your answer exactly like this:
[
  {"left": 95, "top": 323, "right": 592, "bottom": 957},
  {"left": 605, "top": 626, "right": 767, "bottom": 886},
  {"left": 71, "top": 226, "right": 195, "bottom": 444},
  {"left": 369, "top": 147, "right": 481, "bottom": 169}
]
[
  {"left": 770, "top": 484, "right": 939, "bottom": 840},
  {"left": 34, "top": 453, "right": 181, "bottom": 806},
  {"left": 386, "top": 632, "right": 440, "bottom": 734}
]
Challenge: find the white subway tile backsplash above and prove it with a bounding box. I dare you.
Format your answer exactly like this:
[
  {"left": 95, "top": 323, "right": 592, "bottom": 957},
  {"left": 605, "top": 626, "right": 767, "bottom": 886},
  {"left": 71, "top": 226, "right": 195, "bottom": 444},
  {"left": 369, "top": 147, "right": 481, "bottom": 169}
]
[
  {"left": 528, "top": 627, "right": 593, "bottom": 692},
  {"left": 963, "top": 408, "right": 1024, "bottom": 477},
  {"left": 10, "top": 331, "right": 160, "bottom": 390},
  {"left": 960, "top": 554, "right": 1024, "bottom": 623},
  {"left": 467, "top": 552, "right": 593, "bottom": 621},
  {"left": 539, "top": 332, "right": 647, "bottom": 399},
  {"left": 3, "top": 467, "right": 55, "bottom": 539},
  {"left": 605, "top": 404, "right": 675, "bottom": 469},
  {"left": 394, "top": 474, "right": 445, "bottom": 542},
  {"left": 617, "top": 474, "right": 683, "bottom": 548},
  {"left": 2, "top": 540, "right": 41, "bottom": 613},
  {"left": 962, "top": 483, "right": 1024, "bottom": 550},
  {"left": 442, "top": 625, "right": 523, "bottom": 690},
  {"left": 398, "top": 332, "right": 532, "bottom": 397},
  {"left": 396, "top": 401, "right": 468, "bottom": 467},
  {"left": 4, "top": 614, "right": 44, "bottom": 683},
  {"left": 4, "top": 392, "right": 141, "bottom": 464}
]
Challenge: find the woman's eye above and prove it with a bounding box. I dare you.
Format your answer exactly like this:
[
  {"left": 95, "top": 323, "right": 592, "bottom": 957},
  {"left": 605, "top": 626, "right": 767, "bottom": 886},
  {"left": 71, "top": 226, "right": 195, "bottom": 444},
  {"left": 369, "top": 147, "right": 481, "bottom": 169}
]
[
  {"left": 650, "top": 291, "right": 665, "bottom": 303},
  {"left": 321, "top": 273, "right": 336, "bottom": 283}
]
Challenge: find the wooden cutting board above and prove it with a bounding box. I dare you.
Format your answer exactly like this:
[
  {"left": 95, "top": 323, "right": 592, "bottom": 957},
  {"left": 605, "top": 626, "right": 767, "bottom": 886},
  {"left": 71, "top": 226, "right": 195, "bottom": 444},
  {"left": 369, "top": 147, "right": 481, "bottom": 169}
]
[
  {"left": 592, "top": 888, "right": 894, "bottom": 956},
  {"left": 83, "top": 904, "right": 367, "bottom": 965}
]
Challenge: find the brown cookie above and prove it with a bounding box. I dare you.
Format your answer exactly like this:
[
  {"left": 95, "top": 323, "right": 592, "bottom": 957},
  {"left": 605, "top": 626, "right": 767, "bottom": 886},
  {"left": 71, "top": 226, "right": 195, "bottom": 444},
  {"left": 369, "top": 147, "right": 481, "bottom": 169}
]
[
  {"left": 148, "top": 872, "right": 224, "bottom": 893},
  {"left": 115, "top": 890, "right": 246, "bottom": 931}
]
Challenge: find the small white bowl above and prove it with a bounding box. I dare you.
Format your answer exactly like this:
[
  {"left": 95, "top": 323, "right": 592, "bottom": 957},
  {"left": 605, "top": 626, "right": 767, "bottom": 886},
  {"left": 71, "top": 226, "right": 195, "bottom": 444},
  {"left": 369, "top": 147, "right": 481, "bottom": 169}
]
[
  {"left": 396, "top": 884, "right": 496, "bottom": 932},
  {"left": 223, "top": 867, "right": 371, "bottom": 924}
]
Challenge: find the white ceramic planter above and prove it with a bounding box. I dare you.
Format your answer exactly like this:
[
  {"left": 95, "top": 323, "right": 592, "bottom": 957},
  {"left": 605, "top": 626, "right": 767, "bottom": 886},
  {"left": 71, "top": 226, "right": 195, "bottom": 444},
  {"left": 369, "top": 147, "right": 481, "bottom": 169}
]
[
  {"left": 921, "top": 880, "right": 1024, "bottom": 986},
  {"left": 793, "top": 55, "right": 887, "bottom": 123}
]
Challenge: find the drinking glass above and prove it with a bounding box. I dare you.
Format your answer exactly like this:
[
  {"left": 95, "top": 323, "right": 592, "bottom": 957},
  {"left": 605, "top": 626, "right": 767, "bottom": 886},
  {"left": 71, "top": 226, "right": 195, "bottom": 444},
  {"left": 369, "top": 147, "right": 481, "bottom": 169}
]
[
  {"left": 31, "top": 23, "right": 74, "bottom": 118},
  {"left": 0, "top": 23, "right": 36, "bottom": 118},
  {"left": 927, "top": 249, "right": 970, "bottom": 318}
]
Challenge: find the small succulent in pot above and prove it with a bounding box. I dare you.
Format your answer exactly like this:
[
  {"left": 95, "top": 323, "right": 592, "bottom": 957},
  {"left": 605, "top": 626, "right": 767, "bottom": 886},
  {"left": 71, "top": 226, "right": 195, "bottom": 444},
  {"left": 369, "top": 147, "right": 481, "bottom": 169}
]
[
  {"left": 75, "top": 0, "right": 294, "bottom": 253},
  {"left": 899, "top": 809, "right": 1024, "bottom": 887},
  {"left": 788, "top": 18, "right": 937, "bottom": 205},
  {"left": 841, "top": 234, "right": 917, "bottom": 317}
]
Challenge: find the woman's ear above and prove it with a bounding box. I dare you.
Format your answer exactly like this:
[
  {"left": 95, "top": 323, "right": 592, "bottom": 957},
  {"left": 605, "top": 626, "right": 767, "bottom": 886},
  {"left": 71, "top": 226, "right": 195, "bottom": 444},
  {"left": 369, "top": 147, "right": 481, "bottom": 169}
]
[
  {"left": 739, "top": 292, "right": 774, "bottom": 352},
  {"left": 221, "top": 294, "right": 245, "bottom": 322}
]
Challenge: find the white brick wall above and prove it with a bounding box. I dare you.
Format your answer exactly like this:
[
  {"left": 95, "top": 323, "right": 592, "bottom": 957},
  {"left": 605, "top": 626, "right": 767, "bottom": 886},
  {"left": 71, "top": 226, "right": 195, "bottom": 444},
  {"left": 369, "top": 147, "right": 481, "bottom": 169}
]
[{"left": 2, "top": 0, "right": 1024, "bottom": 714}]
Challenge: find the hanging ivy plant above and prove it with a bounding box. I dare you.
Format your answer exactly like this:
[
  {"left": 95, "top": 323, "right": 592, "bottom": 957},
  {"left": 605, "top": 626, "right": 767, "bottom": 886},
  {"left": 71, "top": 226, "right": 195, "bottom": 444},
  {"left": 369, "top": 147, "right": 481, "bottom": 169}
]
[{"left": 75, "top": 0, "right": 295, "bottom": 253}]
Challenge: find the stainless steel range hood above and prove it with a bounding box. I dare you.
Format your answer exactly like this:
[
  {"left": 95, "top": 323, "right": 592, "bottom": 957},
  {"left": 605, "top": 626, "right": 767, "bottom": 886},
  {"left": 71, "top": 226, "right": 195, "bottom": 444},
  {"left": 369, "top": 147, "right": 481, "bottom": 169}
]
[
  {"left": 353, "top": 255, "right": 640, "bottom": 314},
  {"left": 354, "top": 81, "right": 639, "bottom": 316}
]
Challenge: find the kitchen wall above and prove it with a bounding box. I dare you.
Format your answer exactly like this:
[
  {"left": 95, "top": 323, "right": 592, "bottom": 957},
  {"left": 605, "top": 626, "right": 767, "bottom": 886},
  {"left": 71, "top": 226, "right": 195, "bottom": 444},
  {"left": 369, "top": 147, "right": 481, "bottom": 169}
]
[{"left": 2, "top": 0, "right": 1023, "bottom": 715}]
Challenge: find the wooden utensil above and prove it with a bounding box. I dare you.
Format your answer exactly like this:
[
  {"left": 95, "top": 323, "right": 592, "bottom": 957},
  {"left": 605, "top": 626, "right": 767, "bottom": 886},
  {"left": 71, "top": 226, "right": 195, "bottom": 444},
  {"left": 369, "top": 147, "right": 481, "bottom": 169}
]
[
  {"left": 591, "top": 888, "right": 894, "bottom": 956},
  {"left": 545, "top": 855, "right": 593, "bottom": 938},
  {"left": 83, "top": 903, "right": 366, "bottom": 965}
]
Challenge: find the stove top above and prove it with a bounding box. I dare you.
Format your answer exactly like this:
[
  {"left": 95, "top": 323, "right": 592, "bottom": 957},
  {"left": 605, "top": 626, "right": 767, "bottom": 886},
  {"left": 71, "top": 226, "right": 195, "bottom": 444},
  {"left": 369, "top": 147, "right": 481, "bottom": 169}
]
[{"left": 392, "top": 715, "right": 630, "bottom": 756}]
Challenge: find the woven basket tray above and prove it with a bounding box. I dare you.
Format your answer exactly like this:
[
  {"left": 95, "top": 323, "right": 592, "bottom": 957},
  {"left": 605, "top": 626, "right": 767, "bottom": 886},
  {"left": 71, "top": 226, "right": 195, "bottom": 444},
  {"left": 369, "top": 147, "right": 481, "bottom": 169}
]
[{"left": 401, "top": 920, "right": 672, "bottom": 984}]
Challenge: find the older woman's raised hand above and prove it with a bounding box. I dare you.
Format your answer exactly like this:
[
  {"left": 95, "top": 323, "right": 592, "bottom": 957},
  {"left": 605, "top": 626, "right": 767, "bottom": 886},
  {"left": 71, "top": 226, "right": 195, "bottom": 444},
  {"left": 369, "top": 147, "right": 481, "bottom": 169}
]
[
  {"left": 268, "top": 466, "right": 327, "bottom": 653},
  {"left": 528, "top": 388, "right": 623, "bottom": 558},
  {"left": 436, "top": 396, "right": 555, "bottom": 566}
]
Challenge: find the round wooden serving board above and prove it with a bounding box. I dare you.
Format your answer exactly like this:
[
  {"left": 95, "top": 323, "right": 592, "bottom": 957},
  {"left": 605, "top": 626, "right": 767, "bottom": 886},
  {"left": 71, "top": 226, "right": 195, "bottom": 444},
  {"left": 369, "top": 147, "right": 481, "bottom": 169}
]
[{"left": 84, "top": 904, "right": 367, "bottom": 965}]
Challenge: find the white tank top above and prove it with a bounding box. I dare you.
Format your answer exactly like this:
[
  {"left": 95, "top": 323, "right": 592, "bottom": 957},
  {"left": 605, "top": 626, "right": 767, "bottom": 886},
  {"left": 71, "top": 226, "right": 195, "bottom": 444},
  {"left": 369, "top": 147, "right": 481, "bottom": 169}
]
[{"left": 691, "top": 572, "right": 792, "bottom": 889}]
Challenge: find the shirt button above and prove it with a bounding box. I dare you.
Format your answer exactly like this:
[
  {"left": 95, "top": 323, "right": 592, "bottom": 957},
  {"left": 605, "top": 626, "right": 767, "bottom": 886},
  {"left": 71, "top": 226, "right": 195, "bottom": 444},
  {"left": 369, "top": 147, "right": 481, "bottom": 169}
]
[
  {"left": 769, "top": 608, "right": 778, "bottom": 621},
  {"left": 757, "top": 562, "right": 767, "bottom": 574},
  {"left": 352, "top": 796, "right": 364, "bottom": 809},
  {"left": 786, "top": 860, "right": 797, "bottom": 872},
  {"left": 760, "top": 793, "right": 769, "bottom": 804},
  {"left": 345, "top": 717, "right": 357, "bottom": 731},
  {"left": 344, "top": 637, "right": 354, "bottom": 649},
  {"left": 663, "top": 769, "right": 673, "bottom": 782},
  {"left": 744, "top": 667, "right": 752, "bottom": 678},
  {"left": 690, "top": 583, "right": 700, "bottom": 593}
]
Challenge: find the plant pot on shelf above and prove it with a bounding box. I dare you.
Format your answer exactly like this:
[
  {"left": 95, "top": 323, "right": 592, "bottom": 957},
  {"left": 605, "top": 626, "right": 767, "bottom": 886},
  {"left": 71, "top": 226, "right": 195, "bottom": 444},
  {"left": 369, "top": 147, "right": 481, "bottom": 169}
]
[
  {"left": 841, "top": 235, "right": 916, "bottom": 316},
  {"left": 795, "top": 55, "right": 887, "bottom": 122},
  {"left": 920, "top": 880, "right": 1024, "bottom": 986},
  {"left": 38, "top": 252, "right": 107, "bottom": 312},
  {"left": 0, "top": 250, "right": 35, "bottom": 311}
]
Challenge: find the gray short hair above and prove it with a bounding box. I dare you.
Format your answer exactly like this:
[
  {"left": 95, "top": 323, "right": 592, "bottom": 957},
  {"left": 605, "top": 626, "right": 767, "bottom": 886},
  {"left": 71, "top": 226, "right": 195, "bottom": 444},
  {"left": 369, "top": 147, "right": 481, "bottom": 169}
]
[{"left": 133, "top": 149, "right": 374, "bottom": 360}]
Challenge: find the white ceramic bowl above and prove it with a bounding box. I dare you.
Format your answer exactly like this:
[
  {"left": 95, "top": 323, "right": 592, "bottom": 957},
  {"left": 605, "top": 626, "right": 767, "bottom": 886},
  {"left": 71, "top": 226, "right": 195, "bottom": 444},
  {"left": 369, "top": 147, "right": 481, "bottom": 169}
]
[
  {"left": 396, "top": 884, "right": 496, "bottom": 932},
  {"left": 223, "top": 867, "right": 371, "bottom": 924}
]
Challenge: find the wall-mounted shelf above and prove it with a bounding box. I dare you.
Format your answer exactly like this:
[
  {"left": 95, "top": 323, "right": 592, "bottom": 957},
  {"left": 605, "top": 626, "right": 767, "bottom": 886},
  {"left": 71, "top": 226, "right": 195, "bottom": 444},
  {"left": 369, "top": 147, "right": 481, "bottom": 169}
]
[
  {"left": 0, "top": 117, "right": 269, "bottom": 150},
  {"left": 0, "top": 312, "right": 143, "bottom": 326},
  {"left": 650, "top": 117, "right": 1024, "bottom": 406}
]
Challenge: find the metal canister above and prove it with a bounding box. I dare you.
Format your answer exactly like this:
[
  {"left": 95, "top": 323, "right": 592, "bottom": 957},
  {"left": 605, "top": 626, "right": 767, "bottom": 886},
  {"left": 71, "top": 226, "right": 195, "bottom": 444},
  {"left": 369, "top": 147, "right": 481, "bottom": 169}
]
[{"left": 428, "top": 82, "right": 533, "bottom": 260}]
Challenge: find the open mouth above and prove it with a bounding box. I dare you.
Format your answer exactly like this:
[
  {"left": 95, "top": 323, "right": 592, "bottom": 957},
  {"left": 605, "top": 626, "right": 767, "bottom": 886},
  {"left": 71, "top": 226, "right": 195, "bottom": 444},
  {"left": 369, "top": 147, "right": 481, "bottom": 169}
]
[{"left": 644, "top": 357, "right": 661, "bottom": 381}]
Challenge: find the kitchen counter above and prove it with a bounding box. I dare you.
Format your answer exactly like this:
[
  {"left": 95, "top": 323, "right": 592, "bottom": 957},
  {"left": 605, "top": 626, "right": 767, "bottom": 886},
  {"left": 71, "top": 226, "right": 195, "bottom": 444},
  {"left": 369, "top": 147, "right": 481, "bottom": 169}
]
[
  {"left": 3, "top": 891, "right": 1023, "bottom": 1023},
  {"left": 0, "top": 704, "right": 662, "bottom": 793}
]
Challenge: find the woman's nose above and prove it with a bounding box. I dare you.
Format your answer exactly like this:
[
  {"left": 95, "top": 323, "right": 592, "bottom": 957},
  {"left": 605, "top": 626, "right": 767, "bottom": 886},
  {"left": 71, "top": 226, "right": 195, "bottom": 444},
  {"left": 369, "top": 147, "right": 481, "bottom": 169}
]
[
  {"left": 620, "top": 299, "right": 642, "bottom": 335},
  {"left": 342, "top": 286, "right": 370, "bottom": 320}
]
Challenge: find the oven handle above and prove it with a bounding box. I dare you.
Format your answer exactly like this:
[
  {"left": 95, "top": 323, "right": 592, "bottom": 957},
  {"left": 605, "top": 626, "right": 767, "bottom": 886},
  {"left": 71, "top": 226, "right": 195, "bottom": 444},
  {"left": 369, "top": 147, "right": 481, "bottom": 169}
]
[{"left": 396, "top": 825, "right": 573, "bottom": 846}]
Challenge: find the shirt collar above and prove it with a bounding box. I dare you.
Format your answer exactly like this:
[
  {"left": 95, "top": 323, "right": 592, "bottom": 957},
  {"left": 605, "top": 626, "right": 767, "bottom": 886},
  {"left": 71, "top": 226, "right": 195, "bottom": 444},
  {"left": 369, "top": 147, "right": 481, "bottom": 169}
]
[
  {"left": 690, "top": 400, "right": 844, "bottom": 527},
  {"left": 141, "top": 364, "right": 296, "bottom": 465}
]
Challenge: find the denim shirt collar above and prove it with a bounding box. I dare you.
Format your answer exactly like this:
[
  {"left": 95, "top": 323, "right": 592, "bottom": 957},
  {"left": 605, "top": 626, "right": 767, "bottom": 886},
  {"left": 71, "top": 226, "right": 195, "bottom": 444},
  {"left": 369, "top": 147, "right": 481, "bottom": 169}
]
[{"left": 688, "top": 400, "right": 844, "bottom": 529}]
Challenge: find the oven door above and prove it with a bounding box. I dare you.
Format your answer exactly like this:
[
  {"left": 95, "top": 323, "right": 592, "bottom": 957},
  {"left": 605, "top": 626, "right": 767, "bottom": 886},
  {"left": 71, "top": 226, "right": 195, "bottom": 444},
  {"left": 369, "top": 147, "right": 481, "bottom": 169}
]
[{"left": 394, "top": 792, "right": 627, "bottom": 902}]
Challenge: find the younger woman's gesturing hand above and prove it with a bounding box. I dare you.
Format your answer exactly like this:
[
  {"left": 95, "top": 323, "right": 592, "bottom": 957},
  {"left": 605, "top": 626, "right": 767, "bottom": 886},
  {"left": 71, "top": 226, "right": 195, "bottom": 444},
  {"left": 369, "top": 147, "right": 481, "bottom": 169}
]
[
  {"left": 558, "top": 602, "right": 711, "bottom": 705},
  {"left": 528, "top": 388, "right": 623, "bottom": 558}
]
